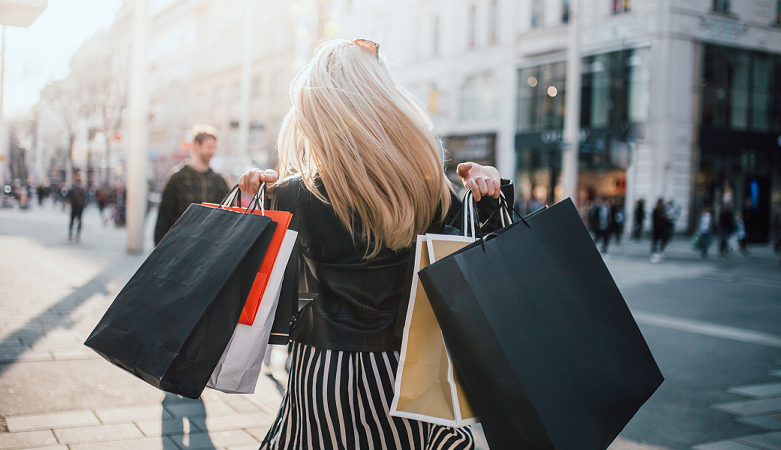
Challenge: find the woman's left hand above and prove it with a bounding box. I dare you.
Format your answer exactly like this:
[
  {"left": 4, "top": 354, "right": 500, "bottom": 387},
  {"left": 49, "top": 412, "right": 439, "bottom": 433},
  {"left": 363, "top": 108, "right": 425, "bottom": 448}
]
[{"left": 457, "top": 162, "right": 501, "bottom": 202}]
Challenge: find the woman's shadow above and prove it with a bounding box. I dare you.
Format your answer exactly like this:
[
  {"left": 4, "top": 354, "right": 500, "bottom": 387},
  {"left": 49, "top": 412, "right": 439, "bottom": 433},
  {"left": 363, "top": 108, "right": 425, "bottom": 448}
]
[{"left": 161, "top": 393, "right": 216, "bottom": 449}]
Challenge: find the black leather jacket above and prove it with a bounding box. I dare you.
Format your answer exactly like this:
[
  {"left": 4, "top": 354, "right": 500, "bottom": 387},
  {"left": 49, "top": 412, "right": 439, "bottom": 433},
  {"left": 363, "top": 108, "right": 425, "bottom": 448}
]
[{"left": 271, "top": 174, "right": 513, "bottom": 352}]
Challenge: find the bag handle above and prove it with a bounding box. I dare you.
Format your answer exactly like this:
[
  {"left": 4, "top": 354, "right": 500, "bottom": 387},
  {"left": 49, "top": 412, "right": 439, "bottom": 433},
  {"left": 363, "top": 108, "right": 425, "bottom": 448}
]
[{"left": 218, "top": 184, "right": 264, "bottom": 214}]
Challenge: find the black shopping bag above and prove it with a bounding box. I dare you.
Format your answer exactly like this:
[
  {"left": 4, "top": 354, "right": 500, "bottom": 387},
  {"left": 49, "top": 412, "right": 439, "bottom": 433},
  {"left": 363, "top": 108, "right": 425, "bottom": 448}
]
[
  {"left": 85, "top": 204, "right": 276, "bottom": 399},
  {"left": 418, "top": 198, "right": 663, "bottom": 450}
]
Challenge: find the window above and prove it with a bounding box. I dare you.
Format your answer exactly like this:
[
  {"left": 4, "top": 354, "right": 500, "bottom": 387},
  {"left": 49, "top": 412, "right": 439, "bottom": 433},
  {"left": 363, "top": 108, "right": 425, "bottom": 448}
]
[
  {"left": 461, "top": 73, "right": 498, "bottom": 120},
  {"left": 468, "top": 5, "right": 477, "bottom": 48},
  {"left": 531, "top": 0, "right": 545, "bottom": 27},
  {"left": 562, "top": 0, "right": 570, "bottom": 23},
  {"left": 611, "top": 0, "right": 630, "bottom": 14},
  {"left": 580, "top": 50, "right": 649, "bottom": 129},
  {"left": 488, "top": 0, "right": 498, "bottom": 44},
  {"left": 517, "top": 62, "right": 567, "bottom": 133},
  {"left": 702, "top": 45, "right": 781, "bottom": 133},
  {"left": 712, "top": 0, "right": 730, "bottom": 14}
]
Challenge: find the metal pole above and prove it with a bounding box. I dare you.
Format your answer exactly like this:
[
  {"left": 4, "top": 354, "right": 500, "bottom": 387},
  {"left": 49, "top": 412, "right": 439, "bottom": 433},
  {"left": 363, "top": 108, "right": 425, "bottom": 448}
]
[
  {"left": 126, "top": 0, "right": 149, "bottom": 253},
  {"left": 237, "top": 0, "right": 253, "bottom": 171},
  {"left": 0, "top": 25, "right": 6, "bottom": 185},
  {"left": 561, "top": 0, "right": 581, "bottom": 203}
]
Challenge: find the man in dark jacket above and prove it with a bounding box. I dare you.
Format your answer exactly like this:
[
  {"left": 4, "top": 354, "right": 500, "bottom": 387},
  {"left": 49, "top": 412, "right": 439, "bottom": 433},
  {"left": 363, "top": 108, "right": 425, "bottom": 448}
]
[
  {"left": 154, "top": 124, "right": 230, "bottom": 246},
  {"left": 67, "top": 177, "right": 87, "bottom": 242},
  {"left": 650, "top": 198, "right": 668, "bottom": 262}
]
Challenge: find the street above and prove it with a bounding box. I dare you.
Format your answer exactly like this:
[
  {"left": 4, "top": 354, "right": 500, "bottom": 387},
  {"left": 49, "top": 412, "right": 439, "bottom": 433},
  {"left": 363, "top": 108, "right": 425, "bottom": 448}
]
[{"left": 0, "top": 203, "right": 780, "bottom": 450}]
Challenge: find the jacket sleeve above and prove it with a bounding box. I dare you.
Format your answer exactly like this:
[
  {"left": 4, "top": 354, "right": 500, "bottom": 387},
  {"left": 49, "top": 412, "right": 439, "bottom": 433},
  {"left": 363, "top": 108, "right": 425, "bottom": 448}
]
[{"left": 154, "top": 177, "right": 180, "bottom": 246}]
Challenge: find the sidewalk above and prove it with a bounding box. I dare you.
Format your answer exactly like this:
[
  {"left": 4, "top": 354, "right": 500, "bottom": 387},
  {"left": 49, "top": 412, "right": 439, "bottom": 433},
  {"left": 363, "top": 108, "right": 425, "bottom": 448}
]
[{"left": 0, "top": 204, "right": 285, "bottom": 450}]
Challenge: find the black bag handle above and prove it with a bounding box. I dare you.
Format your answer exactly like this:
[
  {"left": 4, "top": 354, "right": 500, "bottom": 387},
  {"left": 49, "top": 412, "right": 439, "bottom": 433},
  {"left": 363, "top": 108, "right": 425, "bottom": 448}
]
[{"left": 218, "top": 184, "right": 264, "bottom": 214}]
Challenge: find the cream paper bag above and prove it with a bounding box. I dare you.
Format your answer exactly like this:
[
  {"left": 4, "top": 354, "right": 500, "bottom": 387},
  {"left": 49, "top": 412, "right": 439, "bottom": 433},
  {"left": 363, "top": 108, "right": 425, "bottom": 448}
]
[
  {"left": 207, "top": 230, "right": 298, "bottom": 394},
  {"left": 389, "top": 233, "right": 478, "bottom": 427}
]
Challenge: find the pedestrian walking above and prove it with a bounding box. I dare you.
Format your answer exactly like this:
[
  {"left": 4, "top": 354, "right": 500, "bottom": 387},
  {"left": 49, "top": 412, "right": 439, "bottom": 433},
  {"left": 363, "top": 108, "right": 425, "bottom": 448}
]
[
  {"left": 632, "top": 198, "right": 645, "bottom": 240},
  {"left": 718, "top": 203, "right": 735, "bottom": 257},
  {"left": 66, "top": 177, "right": 87, "bottom": 242},
  {"left": 698, "top": 206, "right": 713, "bottom": 258},
  {"left": 611, "top": 196, "right": 625, "bottom": 245},
  {"left": 590, "top": 197, "right": 613, "bottom": 254},
  {"left": 153, "top": 124, "right": 230, "bottom": 246},
  {"left": 237, "top": 38, "right": 508, "bottom": 450},
  {"left": 650, "top": 198, "right": 669, "bottom": 262}
]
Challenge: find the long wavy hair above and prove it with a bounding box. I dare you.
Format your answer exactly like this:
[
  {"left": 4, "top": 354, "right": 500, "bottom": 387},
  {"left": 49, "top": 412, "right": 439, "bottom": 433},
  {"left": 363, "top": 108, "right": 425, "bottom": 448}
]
[{"left": 276, "top": 39, "right": 452, "bottom": 258}]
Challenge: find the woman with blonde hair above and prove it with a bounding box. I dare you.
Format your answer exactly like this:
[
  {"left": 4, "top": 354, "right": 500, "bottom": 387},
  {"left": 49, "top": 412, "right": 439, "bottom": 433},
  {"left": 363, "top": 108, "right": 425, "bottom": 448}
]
[{"left": 239, "top": 39, "right": 510, "bottom": 450}]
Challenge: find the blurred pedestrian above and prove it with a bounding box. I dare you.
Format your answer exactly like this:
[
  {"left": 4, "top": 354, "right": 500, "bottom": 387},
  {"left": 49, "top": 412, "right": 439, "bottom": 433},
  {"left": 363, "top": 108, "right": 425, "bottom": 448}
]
[
  {"left": 698, "top": 206, "right": 713, "bottom": 258},
  {"left": 632, "top": 198, "right": 645, "bottom": 240},
  {"left": 718, "top": 203, "right": 735, "bottom": 257},
  {"left": 590, "top": 196, "right": 612, "bottom": 254},
  {"left": 650, "top": 198, "right": 669, "bottom": 262},
  {"left": 735, "top": 213, "right": 748, "bottom": 255},
  {"left": 154, "top": 124, "right": 230, "bottom": 246},
  {"left": 66, "top": 177, "right": 87, "bottom": 242},
  {"left": 611, "top": 196, "right": 625, "bottom": 245}
]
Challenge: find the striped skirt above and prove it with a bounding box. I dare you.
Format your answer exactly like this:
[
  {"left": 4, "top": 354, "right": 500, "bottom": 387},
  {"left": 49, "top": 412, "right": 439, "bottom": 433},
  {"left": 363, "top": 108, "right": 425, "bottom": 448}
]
[{"left": 260, "top": 342, "right": 474, "bottom": 450}]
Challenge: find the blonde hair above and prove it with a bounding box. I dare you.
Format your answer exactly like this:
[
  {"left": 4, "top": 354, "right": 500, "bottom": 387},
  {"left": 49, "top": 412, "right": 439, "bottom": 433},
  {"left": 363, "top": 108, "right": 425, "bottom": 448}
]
[{"left": 277, "top": 39, "right": 452, "bottom": 258}]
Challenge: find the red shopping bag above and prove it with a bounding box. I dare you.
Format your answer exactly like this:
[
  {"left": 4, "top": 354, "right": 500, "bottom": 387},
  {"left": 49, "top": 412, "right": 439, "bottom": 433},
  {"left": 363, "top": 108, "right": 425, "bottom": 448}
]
[{"left": 203, "top": 199, "right": 292, "bottom": 326}]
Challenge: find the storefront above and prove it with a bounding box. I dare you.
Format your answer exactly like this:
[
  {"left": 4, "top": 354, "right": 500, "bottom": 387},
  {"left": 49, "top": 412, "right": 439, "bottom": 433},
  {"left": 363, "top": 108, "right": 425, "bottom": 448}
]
[
  {"left": 698, "top": 44, "right": 781, "bottom": 243},
  {"left": 515, "top": 49, "right": 649, "bottom": 213}
]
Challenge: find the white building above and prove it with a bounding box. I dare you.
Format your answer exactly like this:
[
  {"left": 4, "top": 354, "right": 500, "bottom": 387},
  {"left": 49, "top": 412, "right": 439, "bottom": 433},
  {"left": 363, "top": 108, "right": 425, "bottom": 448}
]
[{"left": 334, "top": 0, "right": 781, "bottom": 240}]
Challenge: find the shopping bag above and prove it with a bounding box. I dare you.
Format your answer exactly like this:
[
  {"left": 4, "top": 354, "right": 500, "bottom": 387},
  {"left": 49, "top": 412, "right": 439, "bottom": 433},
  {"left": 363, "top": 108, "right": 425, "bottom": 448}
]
[
  {"left": 390, "top": 234, "right": 478, "bottom": 427},
  {"left": 203, "top": 186, "right": 293, "bottom": 326},
  {"left": 84, "top": 201, "right": 276, "bottom": 399},
  {"left": 207, "top": 229, "right": 298, "bottom": 393},
  {"left": 418, "top": 198, "right": 664, "bottom": 450}
]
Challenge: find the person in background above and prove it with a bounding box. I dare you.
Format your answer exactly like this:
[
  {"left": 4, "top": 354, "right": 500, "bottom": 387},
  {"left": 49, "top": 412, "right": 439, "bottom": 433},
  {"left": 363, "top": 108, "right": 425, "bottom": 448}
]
[
  {"left": 67, "top": 177, "right": 87, "bottom": 242},
  {"left": 650, "top": 198, "right": 669, "bottom": 263},
  {"left": 590, "top": 196, "right": 612, "bottom": 254},
  {"left": 698, "top": 206, "right": 713, "bottom": 258},
  {"left": 611, "top": 196, "right": 625, "bottom": 245},
  {"left": 632, "top": 198, "right": 645, "bottom": 240},
  {"left": 154, "top": 124, "right": 230, "bottom": 246},
  {"left": 718, "top": 203, "right": 735, "bottom": 257}
]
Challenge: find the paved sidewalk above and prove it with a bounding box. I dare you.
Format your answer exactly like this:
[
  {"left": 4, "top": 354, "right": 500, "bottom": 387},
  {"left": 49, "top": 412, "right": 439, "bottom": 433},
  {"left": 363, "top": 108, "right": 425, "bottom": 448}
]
[{"left": 0, "top": 204, "right": 285, "bottom": 450}]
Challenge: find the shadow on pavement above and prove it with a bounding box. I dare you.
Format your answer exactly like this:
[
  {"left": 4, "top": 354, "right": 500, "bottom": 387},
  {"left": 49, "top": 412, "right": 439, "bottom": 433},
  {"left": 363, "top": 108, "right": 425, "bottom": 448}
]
[
  {"left": 162, "top": 393, "right": 216, "bottom": 449},
  {"left": 0, "top": 257, "right": 133, "bottom": 376}
]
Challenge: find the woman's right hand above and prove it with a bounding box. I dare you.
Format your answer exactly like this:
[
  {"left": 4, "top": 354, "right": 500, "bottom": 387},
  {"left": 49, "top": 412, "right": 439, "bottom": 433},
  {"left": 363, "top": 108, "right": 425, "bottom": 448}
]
[{"left": 238, "top": 169, "right": 279, "bottom": 195}]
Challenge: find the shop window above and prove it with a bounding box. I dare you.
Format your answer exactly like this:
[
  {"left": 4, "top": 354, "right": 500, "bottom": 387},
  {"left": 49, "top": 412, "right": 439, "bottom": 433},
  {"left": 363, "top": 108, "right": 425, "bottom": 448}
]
[
  {"left": 532, "top": 0, "right": 545, "bottom": 27},
  {"left": 712, "top": 0, "right": 730, "bottom": 14},
  {"left": 562, "top": 0, "right": 570, "bottom": 23},
  {"left": 488, "top": 0, "right": 498, "bottom": 44},
  {"left": 516, "top": 62, "right": 566, "bottom": 133},
  {"left": 612, "top": 0, "right": 630, "bottom": 14}
]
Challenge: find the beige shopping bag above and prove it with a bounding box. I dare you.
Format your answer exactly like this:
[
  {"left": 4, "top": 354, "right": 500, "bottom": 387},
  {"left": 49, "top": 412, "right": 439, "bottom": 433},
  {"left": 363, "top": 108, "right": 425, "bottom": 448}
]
[{"left": 389, "top": 234, "right": 478, "bottom": 427}]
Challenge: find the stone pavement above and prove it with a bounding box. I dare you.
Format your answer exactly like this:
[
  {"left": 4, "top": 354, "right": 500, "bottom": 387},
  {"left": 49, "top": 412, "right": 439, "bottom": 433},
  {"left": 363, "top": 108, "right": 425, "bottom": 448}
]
[
  {"left": 1, "top": 202, "right": 779, "bottom": 449},
  {"left": 0, "top": 204, "right": 286, "bottom": 450}
]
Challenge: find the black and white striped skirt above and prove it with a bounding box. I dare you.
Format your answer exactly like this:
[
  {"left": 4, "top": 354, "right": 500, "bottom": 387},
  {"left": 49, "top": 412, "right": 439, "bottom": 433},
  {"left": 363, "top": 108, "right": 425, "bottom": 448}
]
[{"left": 260, "top": 342, "right": 474, "bottom": 450}]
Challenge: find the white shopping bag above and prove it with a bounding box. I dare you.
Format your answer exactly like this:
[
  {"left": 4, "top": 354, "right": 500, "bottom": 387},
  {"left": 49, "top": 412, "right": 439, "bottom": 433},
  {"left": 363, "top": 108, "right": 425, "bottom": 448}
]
[
  {"left": 207, "top": 230, "right": 298, "bottom": 394},
  {"left": 389, "top": 233, "right": 479, "bottom": 427}
]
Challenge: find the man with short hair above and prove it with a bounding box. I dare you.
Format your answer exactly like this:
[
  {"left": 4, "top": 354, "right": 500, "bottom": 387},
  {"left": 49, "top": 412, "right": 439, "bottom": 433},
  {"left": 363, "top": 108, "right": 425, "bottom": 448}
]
[{"left": 154, "top": 124, "right": 230, "bottom": 246}]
